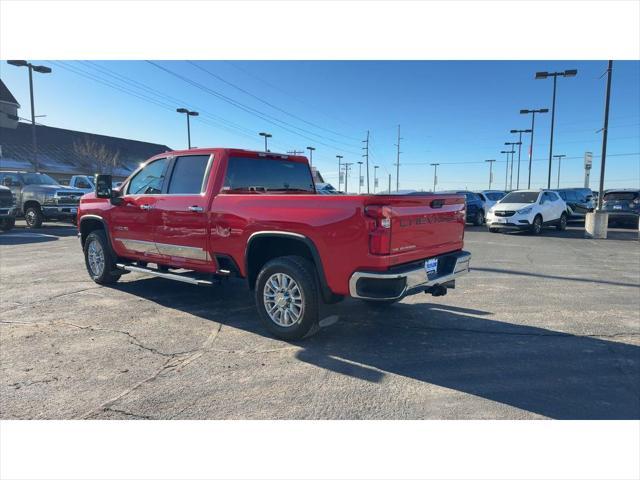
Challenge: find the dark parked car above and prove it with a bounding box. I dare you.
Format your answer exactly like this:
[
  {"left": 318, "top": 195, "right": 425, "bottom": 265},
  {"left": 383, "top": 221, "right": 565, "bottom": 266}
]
[
  {"left": 552, "top": 188, "right": 595, "bottom": 219},
  {"left": 602, "top": 189, "right": 640, "bottom": 228},
  {"left": 0, "top": 184, "right": 17, "bottom": 231},
  {"left": 438, "top": 190, "right": 485, "bottom": 225}
]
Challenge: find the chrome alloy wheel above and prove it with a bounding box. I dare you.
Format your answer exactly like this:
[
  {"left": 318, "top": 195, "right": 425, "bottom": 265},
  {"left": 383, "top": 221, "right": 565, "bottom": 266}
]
[
  {"left": 25, "top": 210, "right": 36, "bottom": 226},
  {"left": 263, "top": 273, "right": 304, "bottom": 327},
  {"left": 87, "top": 239, "right": 105, "bottom": 277}
]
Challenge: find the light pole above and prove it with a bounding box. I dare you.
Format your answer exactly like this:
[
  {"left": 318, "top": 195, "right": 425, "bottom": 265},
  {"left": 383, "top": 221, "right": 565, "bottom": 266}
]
[
  {"left": 336, "top": 155, "right": 343, "bottom": 190},
  {"left": 357, "top": 161, "right": 363, "bottom": 194},
  {"left": 553, "top": 154, "right": 566, "bottom": 188},
  {"left": 500, "top": 150, "right": 514, "bottom": 191},
  {"left": 535, "top": 69, "right": 578, "bottom": 188},
  {"left": 504, "top": 142, "right": 521, "bottom": 190},
  {"left": 430, "top": 163, "right": 440, "bottom": 192},
  {"left": 597, "top": 61, "right": 613, "bottom": 211},
  {"left": 306, "top": 146, "right": 316, "bottom": 168},
  {"left": 176, "top": 108, "right": 198, "bottom": 149},
  {"left": 343, "top": 162, "right": 353, "bottom": 194},
  {"left": 7, "top": 60, "right": 52, "bottom": 171},
  {"left": 510, "top": 129, "right": 532, "bottom": 189},
  {"left": 520, "top": 108, "right": 549, "bottom": 188},
  {"left": 258, "top": 132, "right": 272, "bottom": 152},
  {"left": 373, "top": 165, "right": 379, "bottom": 193},
  {"left": 485, "top": 159, "right": 496, "bottom": 190}
]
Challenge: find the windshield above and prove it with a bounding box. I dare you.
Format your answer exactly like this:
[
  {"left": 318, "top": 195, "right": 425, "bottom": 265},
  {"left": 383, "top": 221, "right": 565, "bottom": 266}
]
[
  {"left": 499, "top": 191, "right": 539, "bottom": 204},
  {"left": 223, "top": 157, "right": 315, "bottom": 193},
  {"left": 22, "top": 173, "right": 59, "bottom": 186},
  {"left": 485, "top": 192, "right": 505, "bottom": 201}
]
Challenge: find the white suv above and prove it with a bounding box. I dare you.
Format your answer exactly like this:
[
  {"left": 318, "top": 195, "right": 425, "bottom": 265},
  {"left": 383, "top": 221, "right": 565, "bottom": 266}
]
[{"left": 485, "top": 190, "right": 568, "bottom": 234}]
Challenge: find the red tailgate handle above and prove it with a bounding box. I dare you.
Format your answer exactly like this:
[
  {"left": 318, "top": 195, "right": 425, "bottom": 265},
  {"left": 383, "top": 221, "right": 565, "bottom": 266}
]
[{"left": 430, "top": 199, "right": 444, "bottom": 208}]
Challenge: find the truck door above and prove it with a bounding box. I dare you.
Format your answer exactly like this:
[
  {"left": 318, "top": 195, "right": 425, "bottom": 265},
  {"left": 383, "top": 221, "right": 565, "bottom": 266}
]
[
  {"left": 110, "top": 157, "right": 169, "bottom": 262},
  {"left": 153, "top": 154, "right": 214, "bottom": 271}
]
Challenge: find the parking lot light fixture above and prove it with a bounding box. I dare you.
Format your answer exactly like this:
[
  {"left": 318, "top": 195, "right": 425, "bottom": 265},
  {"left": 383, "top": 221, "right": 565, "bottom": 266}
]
[
  {"left": 430, "top": 163, "right": 440, "bottom": 192},
  {"left": 485, "top": 159, "right": 496, "bottom": 190},
  {"left": 510, "top": 129, "right": 532, "bottom": 189},
  {"left": 177, "top": 108, "right": 199, "bottom": 149},
  {"left": 7, "top": 60, "right": 52, "bottom": 172},
  {"left": 336, "top": 155, "right": 344, "bottom": 190},
  {"left": 553, "top": 154, "right": 566, "bottom": 188},
  {"left": 258, "top": 132, "right": 272, "bottom": 152},
  {"left": 535, "top": 68, "right": 578, "bottom": 188},
  {"left": 520, "top": 108, "right": 549, "bottom": 188},
  {"left": 306, "top": 146, "right": 316, "bottom": 167},
  {"left": 500, "top": 150, "right": 514, "bottom": 191},
  {"left": 504, "top": 142, "right": 522, "bottom": 190}
]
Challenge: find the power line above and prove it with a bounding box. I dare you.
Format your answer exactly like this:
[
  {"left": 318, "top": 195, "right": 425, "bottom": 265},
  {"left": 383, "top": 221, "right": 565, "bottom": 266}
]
[
  {"left": 188, "top": 61, "right": 360, "bottom": 147},
  {"left": 401, "top": 152, "right": 640, "bottom": 166},
  {"left": 147, "top": 61, "right": 361, "bottom": 156}
]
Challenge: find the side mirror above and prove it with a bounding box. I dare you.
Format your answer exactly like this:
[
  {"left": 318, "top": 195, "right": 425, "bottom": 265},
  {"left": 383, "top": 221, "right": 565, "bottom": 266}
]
[{"left": 95, "top": 174, "right": 113, "bottom": 198}]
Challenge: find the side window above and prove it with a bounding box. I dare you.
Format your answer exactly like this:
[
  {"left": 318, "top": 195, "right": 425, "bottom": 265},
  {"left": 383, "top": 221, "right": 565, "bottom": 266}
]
[
  {"left": 167, "top": 155, "right": 211, "bottom": 194},
  {"left": 128, "top": 158, "right": 169, "bottom": 195}
]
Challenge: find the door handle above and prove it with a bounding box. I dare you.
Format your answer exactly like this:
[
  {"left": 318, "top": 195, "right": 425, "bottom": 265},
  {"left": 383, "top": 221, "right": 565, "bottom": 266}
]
[
  {"left": 140, "top": 204, "right": 152, "bottom": 211},
  {"left": 188, "top": 206, "right": 204, "bottom": 213}
]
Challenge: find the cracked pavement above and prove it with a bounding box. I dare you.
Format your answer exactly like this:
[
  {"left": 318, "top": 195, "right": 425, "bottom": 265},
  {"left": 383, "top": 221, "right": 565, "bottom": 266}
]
[{"left": 1, "top": 221, "right": 639, "bottom": 419}]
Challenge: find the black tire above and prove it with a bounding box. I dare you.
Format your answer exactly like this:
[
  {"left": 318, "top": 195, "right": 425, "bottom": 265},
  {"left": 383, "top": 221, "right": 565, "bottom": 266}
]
[
  {"left": 0, "top": 218, "right": 15, "bottom": 232},
  {"left": 473, "top": 209, "right": 484, "bottom": 226},
  {"left": 556, "top": 212, "right": 568, "bottom": 231},
  {"left": 24, "top": 206, "right": 44, "bottom": 228},
  {"left": 83, "top": 230, "right": 121, "bottom": 285},
  {"left": 254, "top": 255, "right": 320, "bottom": 341},
  {"left": 530, "top": 215, "right": 543, "bottom": 235}
]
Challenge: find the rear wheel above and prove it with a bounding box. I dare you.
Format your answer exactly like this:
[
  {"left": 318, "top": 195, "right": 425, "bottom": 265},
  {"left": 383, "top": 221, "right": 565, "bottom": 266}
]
[
  {"left": 0, "top": 218, "right": 15, "bottom": 232},
  {"left": 84, "top": 230, "right": 121, "bottom": 285},
  {"left": 530, "top": 215, "right": 543, "bottom": 235},
  {"left": 556, "top": 212, "right": 568, "bottom": 231},
  {"left": 473, "top": 209, "right": 484, "bottom": 226},
  {"left": 255, "top": 256, "right": 320, "bottom": 340},
  {"left": 24, "top": 206, "right": 44, "bottom": 228}
]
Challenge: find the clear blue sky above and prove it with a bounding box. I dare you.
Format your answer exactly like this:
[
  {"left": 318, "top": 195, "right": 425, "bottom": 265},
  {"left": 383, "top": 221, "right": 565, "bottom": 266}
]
[{"left": 1, "top": 60, "right": 638, "bottom": 192}]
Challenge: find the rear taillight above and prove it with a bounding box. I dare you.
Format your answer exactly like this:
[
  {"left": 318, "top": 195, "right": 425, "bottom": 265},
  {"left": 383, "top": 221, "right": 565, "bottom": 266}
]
[{"left": 365, "top": 205, "right": 392, "bottom": 255}]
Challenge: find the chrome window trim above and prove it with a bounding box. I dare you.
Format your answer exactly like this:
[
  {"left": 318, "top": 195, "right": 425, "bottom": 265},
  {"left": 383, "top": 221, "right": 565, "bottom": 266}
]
[{"left": 164, "top": 154, "right": 214, "bottom": 196}]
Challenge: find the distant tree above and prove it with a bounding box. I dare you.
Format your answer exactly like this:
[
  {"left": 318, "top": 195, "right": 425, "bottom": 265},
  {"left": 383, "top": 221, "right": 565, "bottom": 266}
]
[{"left": 73, "top": 137, "right": 120, "bottom": 175}]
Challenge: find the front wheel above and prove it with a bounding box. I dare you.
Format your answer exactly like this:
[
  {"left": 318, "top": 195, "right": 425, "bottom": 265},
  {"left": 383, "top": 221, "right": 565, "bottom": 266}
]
[
  {"left": 24, "top": 206, "right": 44, "bottom": 228},
  {"left": 84, "top": 230, "right": 121, "bottom": 285},
  {"left": 530, "top": 215, "right": 543, "bottom": 235},
  {"left": 556, "top": 212, "right": 568, "bottom": 231},
  {"left": 255, "top": 256, "right": 320, "bottom": 340}
]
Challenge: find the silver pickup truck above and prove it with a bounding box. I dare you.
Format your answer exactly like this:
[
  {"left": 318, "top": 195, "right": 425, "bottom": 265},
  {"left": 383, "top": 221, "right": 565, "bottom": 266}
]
[{"left": 0, "top": 171, "right": 84, "bottom": 228}]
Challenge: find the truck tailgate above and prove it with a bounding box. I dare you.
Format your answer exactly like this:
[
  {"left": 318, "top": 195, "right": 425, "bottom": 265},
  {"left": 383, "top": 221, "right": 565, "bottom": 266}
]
[{"left": 376, "top": 194, "right": 466, "bottom": 264}]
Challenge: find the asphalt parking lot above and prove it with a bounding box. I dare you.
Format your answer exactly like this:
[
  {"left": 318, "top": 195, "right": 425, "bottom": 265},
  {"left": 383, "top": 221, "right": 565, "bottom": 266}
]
[{"left": 1, "top": 220, "right": 639, "bottom": 420}]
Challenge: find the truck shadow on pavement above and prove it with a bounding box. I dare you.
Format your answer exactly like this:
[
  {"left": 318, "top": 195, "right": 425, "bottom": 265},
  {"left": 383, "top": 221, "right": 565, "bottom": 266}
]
[{"left": 113, "top": 277, "right": 640, "bottom": 420}]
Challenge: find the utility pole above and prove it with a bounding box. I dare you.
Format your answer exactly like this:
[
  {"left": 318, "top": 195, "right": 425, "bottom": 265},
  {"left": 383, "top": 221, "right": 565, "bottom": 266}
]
[
  {"left": 430, "top": 163, "right": 440, "bottom": 192},
  {"left": 583, "top": 152, "right": 593, "bottom": 188},
  {"left": 553, "top": 154, "right": 566, "bottom": 188},
  {"left": 388, "top": 174, "right": 392, "bottom": 194},
  {"left": 394, "top": 125, "right": 402, "bottom": 192},
  {"left": 357, "top": 161, "right": 363, "bottom": 194},
  {"left": 336, "top": 155, "right": 343, "bottom": 191},
  {"left": 362, "top": 131, "right": 370, "bottom": 193},
  {"left": 597, "top": 61, "right": 613, "bottom": 211},
  {"left": 510, "top": 129, "right": 532, "bottom": 189},
  {"left": 373, "top": 165, "right": 379, "bottom": 193},
  {"left": 343, "top": 162, "right": 353, "bottom": 194},
  {"left": 485, "top": 159, "right": 496, "bottom": 190}
]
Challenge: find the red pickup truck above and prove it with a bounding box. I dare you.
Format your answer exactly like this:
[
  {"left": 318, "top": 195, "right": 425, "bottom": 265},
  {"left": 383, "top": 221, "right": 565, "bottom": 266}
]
[{"left": 78, "top": 148, "right": 470, "bottom": 340}]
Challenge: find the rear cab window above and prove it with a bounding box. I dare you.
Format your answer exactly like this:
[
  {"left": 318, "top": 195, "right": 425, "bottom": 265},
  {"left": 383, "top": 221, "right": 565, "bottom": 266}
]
[
  {"left": 167, "top": 155, "right": 212, "bottom": 194},
  {"left": 222, "top": 157, "right": 315, "bottom": 193}
]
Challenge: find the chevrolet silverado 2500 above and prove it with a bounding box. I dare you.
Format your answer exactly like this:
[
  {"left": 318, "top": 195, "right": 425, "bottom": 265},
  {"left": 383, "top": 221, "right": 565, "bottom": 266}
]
[{"left": 78, "top": 148, "right": 470, "bottom": 339}]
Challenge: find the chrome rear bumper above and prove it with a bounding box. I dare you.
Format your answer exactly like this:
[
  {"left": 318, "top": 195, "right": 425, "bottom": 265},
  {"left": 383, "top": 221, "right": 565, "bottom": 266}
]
[{"left": 349, "top": 250, "right": 471, "bottom": 301}]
